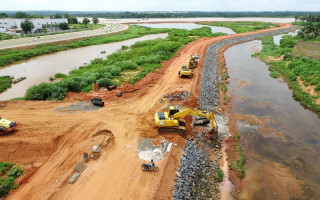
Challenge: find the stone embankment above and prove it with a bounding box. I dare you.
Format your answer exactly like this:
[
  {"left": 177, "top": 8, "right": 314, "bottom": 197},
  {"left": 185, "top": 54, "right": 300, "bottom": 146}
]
[{"left": 173, "top": 25, "right": 297, "bottom": 200}]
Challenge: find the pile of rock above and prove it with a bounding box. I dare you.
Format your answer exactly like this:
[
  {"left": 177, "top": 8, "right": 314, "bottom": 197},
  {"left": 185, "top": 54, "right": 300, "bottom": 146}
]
[
  {"left": 163, "top": 91, "right": 190, "bottom": 102},
  {"left": 172, "top": 137, "right": 219, "bottom": 200}
]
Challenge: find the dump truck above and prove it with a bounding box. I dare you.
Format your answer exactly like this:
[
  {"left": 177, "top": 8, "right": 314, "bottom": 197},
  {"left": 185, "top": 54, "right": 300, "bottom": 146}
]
[
  {"left": 0, "top": 117, "right": 17, "bottom": 135},
  {"left": 155, "top": 106, "right": 217, "bottom": 134}
]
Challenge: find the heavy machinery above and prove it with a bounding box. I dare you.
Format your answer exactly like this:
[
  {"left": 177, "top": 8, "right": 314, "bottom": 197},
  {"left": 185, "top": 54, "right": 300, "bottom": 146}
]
[
  {"left": 155, "top": 106, "right": 218, "bottom": 134},
  {"left": 0, "top": 117, "right": 17, "bottom": 135},
  {"left": 178, "top": 64, "right": 193, "bottom": 78},
  {"left": 188, "top": 55, "right": 198, "bottom": 69}
]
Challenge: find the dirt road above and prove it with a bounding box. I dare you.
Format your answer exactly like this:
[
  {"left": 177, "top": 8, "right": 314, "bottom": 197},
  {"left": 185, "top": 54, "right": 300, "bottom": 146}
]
[{"left": 0, "top": 23, "right": 291, "bottom": 200}]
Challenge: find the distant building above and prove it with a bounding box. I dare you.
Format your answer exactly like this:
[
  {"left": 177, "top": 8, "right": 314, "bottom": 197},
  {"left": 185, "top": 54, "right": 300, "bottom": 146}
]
[{"left": 0, "top": 18, "right": 68, "bottom": 34}]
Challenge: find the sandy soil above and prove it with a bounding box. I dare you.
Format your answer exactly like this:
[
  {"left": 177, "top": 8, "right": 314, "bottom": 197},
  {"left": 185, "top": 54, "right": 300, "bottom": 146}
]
[{"left": 0, "top": 23, "right": 292, "bottom": 200}]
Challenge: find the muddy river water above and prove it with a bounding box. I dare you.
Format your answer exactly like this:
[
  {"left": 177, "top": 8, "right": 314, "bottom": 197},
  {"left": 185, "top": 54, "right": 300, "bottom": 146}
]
[
  {"left": 225, "top": 40, "right": 320, "bottom": 199},
  {"left": 0, "top": 33, "right": 168, "bottom": 100}
]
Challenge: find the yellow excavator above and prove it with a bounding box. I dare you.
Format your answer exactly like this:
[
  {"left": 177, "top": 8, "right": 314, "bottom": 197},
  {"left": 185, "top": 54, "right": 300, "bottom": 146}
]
[
  {"left": 188, "top": 55, "right": 198, "bottom": 69},
  {"left": 178, "top": 64, "right": 193, "bottom": 78},
  {"left": 154, "top": 106, "right": 218, "bottom": 134}
]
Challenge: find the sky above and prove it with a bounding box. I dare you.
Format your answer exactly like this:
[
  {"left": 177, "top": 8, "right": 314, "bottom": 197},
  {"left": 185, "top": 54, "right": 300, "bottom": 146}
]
[{"left": 1, "top": 0, "right": 319, "bottom": 11}]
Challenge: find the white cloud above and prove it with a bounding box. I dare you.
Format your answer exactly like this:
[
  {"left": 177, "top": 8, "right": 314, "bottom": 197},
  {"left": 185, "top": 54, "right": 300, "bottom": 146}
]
[{"left": 0, "top": 0, "right": 319, "bottom": 11}]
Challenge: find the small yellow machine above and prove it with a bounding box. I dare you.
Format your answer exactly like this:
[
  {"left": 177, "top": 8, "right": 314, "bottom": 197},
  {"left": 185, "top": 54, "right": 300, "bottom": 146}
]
[
  {"left": 178, "top": 65, "right": 193, "bottom": 78},
  {"left": 154, "top": 106, "right": 218, "bottom": 134},
  {"left": 0, "top": 117, "right": 17, "bottom": 135}
]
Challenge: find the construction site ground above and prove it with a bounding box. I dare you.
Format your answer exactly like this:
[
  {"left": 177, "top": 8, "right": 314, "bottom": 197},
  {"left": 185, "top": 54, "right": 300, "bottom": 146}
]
[{"left": 0, "top": 23, "right": 291, "bottom": 200}]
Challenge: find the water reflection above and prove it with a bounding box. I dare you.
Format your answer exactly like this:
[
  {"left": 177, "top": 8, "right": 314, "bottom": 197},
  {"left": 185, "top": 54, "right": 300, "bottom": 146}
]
[
  {"left": 225, "top": 40, "right": 320, "bottom": 199},
  {"left": 0, "top": 33, "right": 168, "bottom": 100},
  {"left": 140, "top": 23, "right": 235, "bottom": 35}
]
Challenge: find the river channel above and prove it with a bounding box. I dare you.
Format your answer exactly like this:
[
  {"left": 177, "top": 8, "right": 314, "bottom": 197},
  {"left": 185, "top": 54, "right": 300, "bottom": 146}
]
[
  {"left": 225, "top": 40, "right": 320, "bottom": 199},
  {"left": 0, "top": 33, "right": 168, "bottom": 100},
  {"left": 140, "top": 23, "right": 235, "bottom": 35}
]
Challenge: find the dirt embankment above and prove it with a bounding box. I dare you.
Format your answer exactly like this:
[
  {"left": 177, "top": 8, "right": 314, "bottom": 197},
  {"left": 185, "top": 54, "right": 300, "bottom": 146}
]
[{"left": 1, "top": 23, "right": 292, "bottom": 200}]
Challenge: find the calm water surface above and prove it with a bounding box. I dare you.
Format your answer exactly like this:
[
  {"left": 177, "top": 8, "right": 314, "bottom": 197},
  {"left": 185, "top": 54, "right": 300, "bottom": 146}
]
[
  {"left": 0, "top": 33, "right": 168, "bottom": 100},
  {"left": 225, "top": 40, "right": 320, "bottom": 199},
  {"left": 140, "top": 23, "right": 235, "bottom": 35}
]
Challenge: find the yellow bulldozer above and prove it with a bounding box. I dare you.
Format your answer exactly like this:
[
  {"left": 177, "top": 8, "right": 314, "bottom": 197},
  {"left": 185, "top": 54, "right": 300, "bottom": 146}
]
[
  {"left": 178, "top": 64, "right": 193, "bottom": 78},
  {"left": 154, "top": 106, "right": 218, "bottom": 134}
]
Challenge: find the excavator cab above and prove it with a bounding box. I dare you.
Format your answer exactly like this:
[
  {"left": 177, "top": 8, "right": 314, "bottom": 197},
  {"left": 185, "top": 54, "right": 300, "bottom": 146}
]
[{"left": 168, "top": 106, "right": 180, "bottom": 117}]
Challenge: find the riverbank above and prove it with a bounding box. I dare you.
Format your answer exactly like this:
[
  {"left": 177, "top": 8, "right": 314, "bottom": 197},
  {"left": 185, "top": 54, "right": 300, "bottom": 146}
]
[{"left": 254, "top": 35, "right": 320, "bottom": 113}]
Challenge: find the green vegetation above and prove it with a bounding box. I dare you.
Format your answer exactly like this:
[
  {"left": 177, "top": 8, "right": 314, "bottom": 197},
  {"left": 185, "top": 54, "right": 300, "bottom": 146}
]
[
  {"left": 255, "top": 35, "right": 320, "bottom": 113},
  {"left": 92, "top": 17, "right": 99, "bottom": 24},
  {"left": 0, "top": 33, "right": 13, "bottom": 41},
  {"left": 269, "top": 71, "right": 281, "bottom": 78},
  {"left": 25, "top": 26, "right": 221, "bottom": 100},
  {"left": 229, "top": 133, "right": 246, "bottom": 178},
  {"left": 0, "top": 76, "right": 13, "bottom": 93},
  {"left": 0, "top": 162, "right": 23, "bottom": 198},
  {"left": 213, "top": 168, "right": 224, "bottom": 182},
  {"left": 24, "top": 27, "right": 223, "bottom": 101},
  {"left": 198, "top": 21, "right": 278, "bottom": 33},
  {"left": 82, "top": 18, "right": 90, "bottom": 25},
  {"left": 68, "top": 23, "right": 105, "bottom": 30},
  {"left": 0, "top": 25, "right": 170, "bottom": 67},
  {"left": 20, "top": 19, "right": 35, "bottom": 33}
]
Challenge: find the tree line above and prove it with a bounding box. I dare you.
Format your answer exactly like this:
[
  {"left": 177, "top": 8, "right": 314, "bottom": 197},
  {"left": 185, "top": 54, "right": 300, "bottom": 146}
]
[
  {"left": 2, "top": 11, "right": 320, "bottom": 19},
  {"left": 295, "top": 14, "right": 320, "bottom": 40}
]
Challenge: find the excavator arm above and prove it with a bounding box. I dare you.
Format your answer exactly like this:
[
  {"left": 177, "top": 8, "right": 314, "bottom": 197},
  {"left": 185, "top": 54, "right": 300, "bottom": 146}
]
[{"left": 171, "top": 108, "right": 217, "bottom": 133}]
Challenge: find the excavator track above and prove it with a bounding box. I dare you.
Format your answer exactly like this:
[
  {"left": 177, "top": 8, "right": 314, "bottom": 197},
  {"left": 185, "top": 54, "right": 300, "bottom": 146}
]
[{"left": 158, "top": 126, "right": 186, "bottom": 134}]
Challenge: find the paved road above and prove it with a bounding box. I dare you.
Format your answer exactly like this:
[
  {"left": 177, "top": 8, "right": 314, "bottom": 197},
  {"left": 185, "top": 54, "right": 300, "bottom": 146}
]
[{"left": 0, "top": 23, "right": 128, "bottom": 50}]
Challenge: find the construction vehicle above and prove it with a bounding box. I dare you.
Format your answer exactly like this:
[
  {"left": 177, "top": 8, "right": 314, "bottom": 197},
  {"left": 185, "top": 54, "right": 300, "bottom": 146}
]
[
  {"left": 154, "top": 106, "right": 218, "bottom": 134},
  {"left": 0, "top": 117, "right": 17, "bottom": 135},
  {"left": 178, "top": 64, "right": 193, "bottom": 78},
  {"left": 188, "top": 55, "right": 198, "bottom": 69}
]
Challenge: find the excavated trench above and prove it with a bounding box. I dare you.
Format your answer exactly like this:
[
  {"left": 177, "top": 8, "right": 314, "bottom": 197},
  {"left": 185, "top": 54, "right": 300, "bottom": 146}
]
[{"left": 172, "top": 25, "right": 297, "bottom": 200}]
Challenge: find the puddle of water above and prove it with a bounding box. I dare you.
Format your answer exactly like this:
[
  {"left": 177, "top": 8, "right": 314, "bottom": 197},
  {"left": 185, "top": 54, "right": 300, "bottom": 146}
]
[
  {"left": 225, "top": 40, "right": 320, "bottom": 199},
  {"left": 140, "top": 23, "right": 235, "bottom": 35},
  {"left": 273, "top": 29, "right": 299, "bottom": 45},
  {"left": 220, "top": 143, "right": 234, "bottom": 200},
  {"left": 54, "top": 101, "right": 102, "bottom": 113},
  {"left": 0, "top": 33, "right": 168, "bottom": 100}
]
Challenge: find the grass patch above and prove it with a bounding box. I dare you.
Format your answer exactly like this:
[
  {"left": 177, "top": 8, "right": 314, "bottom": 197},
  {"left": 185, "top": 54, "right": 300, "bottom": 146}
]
[
  {"left": 198, "top": 21, "right": 279, "bottom": 33},
  {"left": 0, "top": 76, "right": 13, "bottom": 93},
  {"left": 0, "top": 162, "right": 23, "bottom": 198},
  {"left": 24, "top": 26, "right": 221, "bottom": 101},
  {"left": 0, "top": 33, "right": 14, "bottom": 41},
  {"left": 229, "top": 133, "right": 246, "bottom": 178},
  {"left": 269, "top": 71, "right": 281, "bottom": 78},
  {"left": 213, "top": 168, "right": 224, "bottom": 182},
  {"left": 69, "top": 23, "right": 105, "bottom": 30},
  {"left": 255, "top": 35, "right": 320, "bottom": 113}
]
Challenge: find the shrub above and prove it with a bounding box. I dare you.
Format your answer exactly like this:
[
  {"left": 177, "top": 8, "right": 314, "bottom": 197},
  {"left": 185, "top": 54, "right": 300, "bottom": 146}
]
[
  {"left": 221, "top": 72, "right": 229, "bottom": 80},
  {"left": 55, "top": 73, "right": 67, "bottom": 78},
  {"left": 221, "top": 85, "right": 228, "bottom": 92},
  {"left": 213, "top": 168, "right": 224, "bottom": 182},
  {"left": 25, "top": 82, "right": 53, "bottom": 100},
  {"left": 270, "top": 71, "right": 281, "bottom": 78},
  {"left": 97, "top": 78, "right": 114, "bottom": 87}
]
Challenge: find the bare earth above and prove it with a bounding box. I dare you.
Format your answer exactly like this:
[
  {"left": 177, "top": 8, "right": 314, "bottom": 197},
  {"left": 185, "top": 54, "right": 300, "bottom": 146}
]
[{"left": 0, "top": 23, "right": 291, "bottom": 200}]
